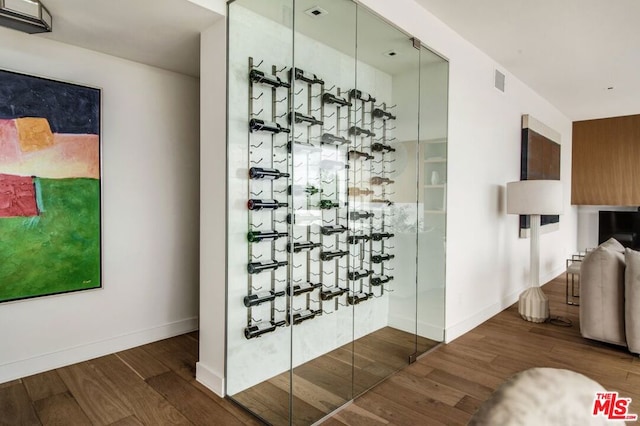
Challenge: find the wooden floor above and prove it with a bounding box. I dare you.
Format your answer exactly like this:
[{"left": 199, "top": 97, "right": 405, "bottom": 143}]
[
  {"left": 2, "top": 275, "right": 640, "bottom": 425},
  {"left": 231, "top": 327, "right": 439, "bottom": 425}
]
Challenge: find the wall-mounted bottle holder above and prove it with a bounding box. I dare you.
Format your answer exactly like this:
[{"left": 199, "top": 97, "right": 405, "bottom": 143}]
[{"left": 243, "top": 56, "right": 398, "bottom": 339}]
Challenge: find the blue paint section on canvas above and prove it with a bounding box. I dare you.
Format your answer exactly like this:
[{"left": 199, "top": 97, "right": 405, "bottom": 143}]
[
  {"left": 35, "top": 178, "right": 45, "bottom": 213},
  {"left": 0, "top": 69, "right": 100, "bottom": 134}
]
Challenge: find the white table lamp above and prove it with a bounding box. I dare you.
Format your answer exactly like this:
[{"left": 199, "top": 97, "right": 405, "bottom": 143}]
[{"left": 507, "top": 180, "right": 563, "bottom": 323}]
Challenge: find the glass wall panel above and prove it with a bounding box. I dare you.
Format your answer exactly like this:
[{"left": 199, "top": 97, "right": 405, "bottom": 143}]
[
  {"left": 224, "top": 1, "right": 448, "bottom": 424},
  {"left": 417, "top": 46, "right": 449, "bottom": 352},
  {"left": 289, "top": 1, "right": 357, "bottom": 424},
  {"left": 226, "top": 1, "right": 294, "bottom": 424},
  {"left": 351, "top": 6, "right": 422, "bottom": 396}
]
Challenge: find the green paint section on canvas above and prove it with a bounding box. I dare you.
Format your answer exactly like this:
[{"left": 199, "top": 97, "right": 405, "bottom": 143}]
[{"left": 0, "top": 178, "right": 100, "bottom": 302}]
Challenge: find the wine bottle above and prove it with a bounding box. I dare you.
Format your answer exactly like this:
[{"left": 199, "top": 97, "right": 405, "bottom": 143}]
[
  {"left": 286, "top": 212, "right": 321, "bottom": 225},
  {"left": 348, "top": 126, "right": 376, "bottom": 138},
  {"left": 322, "top": 93, "right": 351, "bottom": 107},
  {"left": 249, "top": 118, "right": 290, "bottom": 134},
  {"left": 319, "top": 250, "right": 349, "bottom": 261},
  {"left": 348, "top": 89, "right": 376, "bottom": 103},
  {"left": 321, "top": 133, "right": 350, "bottom": 146},
  {"left": 249, "top": 69, "right": 291, "bottom": 88},
  {"left": 247, "top": 230, "right": 288, "bottom": 243},
  {"left": 244, "top": 321, "right": 276, "bottom": 339},
  {"left": 287, "top": 140, "right": 319, "bottom": 154},
  {"left": 370, "top": 176, "right": 395, "bottom": 185},
  {"left": 371, "top": 198, "right": 394, "bottom": 206},
  {"left": 348, "top": 187, "right": 374, "bottom": 196},
  {"left": 371, "top": 142, "right": 396, "bottom": 153},
  {"left": 318, "top": 200, "right": 340, "bottom": 210},
  {"left": 244, "top": 320, "right": 286, "bottom": 339},
  {"left": 371, "top": 253, "right": 395, "bottom": 264},
  {"left": 372, "top": 108, "right": 396, "bottom": 120},
  {"left": 371, "top": 232, "right": 395, "bottom": 241},
  {"left": 320, "top": 287, "right": 348, "bottom": 301},
  {"left": 249, "top": 167, "right": 290, "bottom": 180},
  {"left": 348, "top": 269, "right": 372, "bottom": 280},
  {"left": 290, "top": 309, "right": 319, "bottom": 325},
  {"left": 290, "top": 67, "right": 324, "bottom": 85},
  {"left": 349, "top": 211, "right": 374, "bottom": 220},
  {"left": 287, "top": 241, "right": 321, "bottom": 253},
  {"left": 243, "top": 290, "right": 286, "bottom": 307},
  {"left": 247, "top": 260, "right": 288, "bottom": 274},
  {"left": 370, "top": 275, "right": 393, "bottom": 286},
  {"left": 247, "top": 199, "right": 288, "bottom": 210},
  {"left": 287, "top": 281, "right": 322, "bottom": 296},
  {"left": 348, "top": 150, "right": 374, "bottom": 161},
  {"left": 347, "top": 292, "right": 370, "bottom": 305},
  {"left": 288, "top": 185, "right": 321, "bottom": 196},
  {"left": 320, "top": 225, "right": 347, "bottom": 235},
  {"left": 289, "top": 112, "right": 323, "bottom": 126},
  {"left": 348, "top": 234, "right": 371, "bottom": 244}
]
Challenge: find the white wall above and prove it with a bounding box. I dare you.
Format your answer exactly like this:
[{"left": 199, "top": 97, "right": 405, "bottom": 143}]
[
  {"left": 0, "top": 27, "right": 201, "bottom": 384},
  {"left": 197, "top": 19, "right": 227, "bottom": 396},
  {"left": 360, "top": 0, "right": 577, "bottom": 341}
]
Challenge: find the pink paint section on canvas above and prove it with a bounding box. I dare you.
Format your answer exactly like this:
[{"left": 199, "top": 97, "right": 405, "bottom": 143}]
[
  {"left": 0, "top": 173, "right": 38, "bottom": 218},
  {"left": 50, "top": 134, "right": 100, "bottom": 178},
  {"left": 0, "top": 120, "right": 20, "bottom": 163},
  {"left": 0, "top": 123, "right": 99, "bottom": 179}
]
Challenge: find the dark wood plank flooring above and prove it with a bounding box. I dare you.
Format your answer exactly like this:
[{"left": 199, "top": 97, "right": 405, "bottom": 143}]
[
  {"left": 1, "top": 276, "right": 639, "bottom": 425},
  {"left": 230, "top": 327, "right": 438, "bottom": 425}
]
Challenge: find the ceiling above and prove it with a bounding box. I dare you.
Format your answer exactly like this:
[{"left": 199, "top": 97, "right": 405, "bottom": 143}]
[
  {"left": 28, "top": 0, "right": 640, "bottom": 119},
  {"left": 414, "top": 0, "right": 640, "bottom": 121},
  {"left": 39, "top": 0, "right": 222, "bottom": 77},
  {"left": 235, "top": 0, "right": 444, "bottom": 76}
]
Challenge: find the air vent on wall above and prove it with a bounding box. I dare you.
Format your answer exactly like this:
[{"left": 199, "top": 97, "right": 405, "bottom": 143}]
[
  {"left": 495, "top": 69, "right": 505, "bottom": 92},
  {"left": 305, "top": 6, "right": 328, "bottom": 18}
]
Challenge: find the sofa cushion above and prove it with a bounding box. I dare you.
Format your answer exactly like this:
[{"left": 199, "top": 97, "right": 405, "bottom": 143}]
[
  {"left": 625, "top": 248, "right": 640, "bottom": 354},
  {"left": 579, "top": 246, "right": 626, "bottom": 346},
  {"left": 600, "top": 237, "right": 625, "bottom": 253}
]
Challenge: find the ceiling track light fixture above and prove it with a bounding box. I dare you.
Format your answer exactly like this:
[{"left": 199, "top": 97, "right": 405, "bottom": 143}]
[{"left": 0, "top": 0, "right": 52, "bottom": 34}]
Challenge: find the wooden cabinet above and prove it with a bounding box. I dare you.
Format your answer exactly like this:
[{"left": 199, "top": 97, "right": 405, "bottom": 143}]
[{"left": 572, "top": 114, "right": 640, "bottom": 205}]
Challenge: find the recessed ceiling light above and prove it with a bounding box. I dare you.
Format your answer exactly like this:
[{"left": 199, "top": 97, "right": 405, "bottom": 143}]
[
  {"left": 383, "top": 50, "right": 399, "bottom": 58},
  {"left": 305, "top": 6, "right": 328, "bottom": 18}
]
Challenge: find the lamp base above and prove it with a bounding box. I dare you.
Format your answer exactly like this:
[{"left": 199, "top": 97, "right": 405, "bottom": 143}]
[{"left": 518, "top": 287, "right": 549, "bottom": 323}]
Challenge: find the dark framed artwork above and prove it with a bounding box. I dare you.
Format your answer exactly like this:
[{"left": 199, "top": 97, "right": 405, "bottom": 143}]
[
  {"left": 519, "top": 114, "right": 561, "bottom": 238},
  {"left": 0, "top": 69, "right": 101, "bottom": 302}
]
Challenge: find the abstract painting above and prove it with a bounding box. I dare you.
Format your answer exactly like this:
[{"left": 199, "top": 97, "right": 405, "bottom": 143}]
[
  {"left": 519, "top": 114, "right": 561, "bottom": 237},
  {"left": 0, "top": 69, "right": 101, "bottom": 302}
]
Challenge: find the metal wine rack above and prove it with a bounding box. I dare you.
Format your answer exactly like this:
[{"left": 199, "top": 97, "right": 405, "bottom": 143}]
[
  {"left": 243, "top": 57, "right": 397, "bottom": 339},
  {"left": 244, "top": 57, "right": 291, "bottom": 340}
]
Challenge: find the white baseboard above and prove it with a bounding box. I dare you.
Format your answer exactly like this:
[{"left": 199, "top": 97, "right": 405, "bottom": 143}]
[
  {"left": 445, "top": 266, "right": 566, "bottom": 342},
  {"left": 445, "top": 296, "right": 511, "bottom": 343},
  {"left": 541, "top": 266, "right": 566, "bottom": 287},
  {"left": 196, "top": 362, "right": 225, "bottom": 397},
  {"left": 0, "top": 317, "right": 198, "bottom": 385}
]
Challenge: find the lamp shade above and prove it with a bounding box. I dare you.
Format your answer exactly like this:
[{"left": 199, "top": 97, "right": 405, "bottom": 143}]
[{"left": 506, "top": 180, "right": 563, "bottom": 215}]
